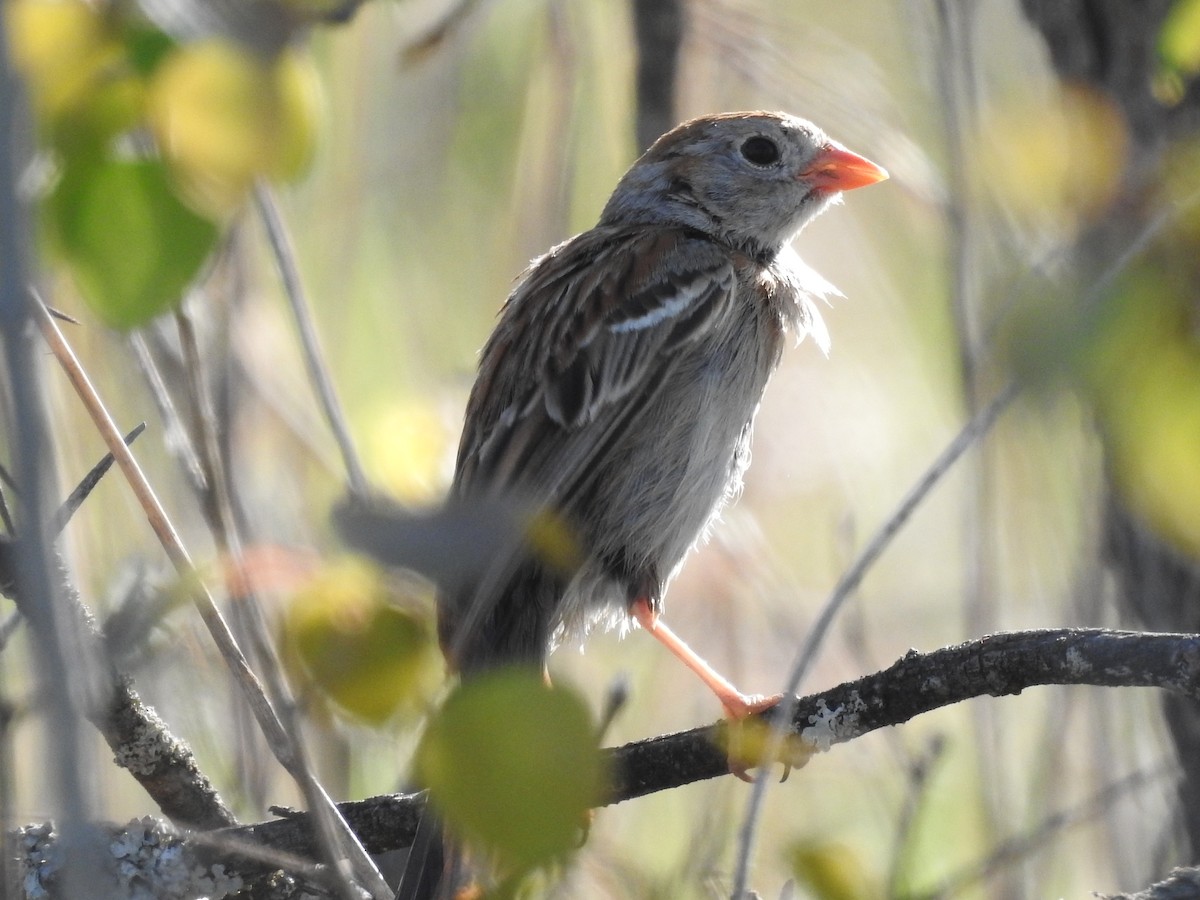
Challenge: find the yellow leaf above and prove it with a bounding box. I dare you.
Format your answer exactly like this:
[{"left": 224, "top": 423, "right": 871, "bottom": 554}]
[
  {"left": 720, "top": 716, "right": 815, "bottom": 776},
  {"left": 283, "top": 558, "right": 442, "bottom": 724},
  {"left": 147, "top": 40, "right": 323, "bottom": 212},
  {"left": 790, "top": 840, "right": 879, "bottom": 900},
  {"left": 271, "top": 47, "right": 322, "bottom": 181},
  {"left": 6, "top": 0, "right": 121, "bottom": 120},
  {"left": 524, "top": 507, "right": 584, "bottom": 574},
  {"left": 975, "top": 86, "right": 1127, "bottom": 235},
  {"left": 148, "top": 40, "right": 274, "bottom": 214}
]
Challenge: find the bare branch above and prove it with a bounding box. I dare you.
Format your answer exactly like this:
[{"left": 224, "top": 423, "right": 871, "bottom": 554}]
[
  {"left": 3, "top": 553, "right": 235, "bottom": 829},
  {"left": 632, "top": 0, "right": 684, "bottom": 151},
  {"left": 184, "top": 628, "right": 1200, "bottom": 882},
  {"left": 1101, "top": 867, "right": 1200, "bottom": 900},
  {"left": 734, "top": 380, "right": 1017, "bottom": 894},
  {"left": 32, "top": 300, "right": 296, "bottom": 769},
  {"left": 172, "top": 304, "right": 390, "bottom": 899},
  {"left": 51, "top": 423, "right": 146, "bottom": 536},
  {"left": 253, "top": 184, "right": 369, "bottom": 498},
  {"left": 917, "top": 763, "right": 1174, "bottom": 899}
]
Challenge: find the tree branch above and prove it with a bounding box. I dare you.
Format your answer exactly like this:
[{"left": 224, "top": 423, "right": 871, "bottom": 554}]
[
  {"left": 12, "top": 628, "right": 1195, "bottom": 896},
  {"left": 3, "top": 555, "right": 236, "bottom": 830},
  {"left": 211, "top": 628, "right": 1200, "bottom": 877}
]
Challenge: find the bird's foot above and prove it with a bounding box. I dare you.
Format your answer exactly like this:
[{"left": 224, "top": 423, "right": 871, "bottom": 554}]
[
  {"left": 720, "top": 694, "right": 814, "bottom": 783},
  {"left": 629, "top": 599, "right": 812, "bottom": 781},
  {"left": 720, "top": 691, "right": 783, "bottom": 721}
]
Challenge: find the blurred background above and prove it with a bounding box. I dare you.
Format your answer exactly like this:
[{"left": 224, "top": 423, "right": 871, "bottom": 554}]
[{"left": 5, "top": 0, "right": 1200, "bottom": 897}]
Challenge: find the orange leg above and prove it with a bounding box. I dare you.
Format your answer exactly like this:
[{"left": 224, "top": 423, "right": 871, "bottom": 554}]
[{"left": 630, "top": 598, "right": 781, "bottom": 719}]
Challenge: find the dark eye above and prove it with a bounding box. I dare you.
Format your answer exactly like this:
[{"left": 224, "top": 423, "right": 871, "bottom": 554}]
[{"left": 740, "top": 136, "right": 780, "bottom": 166}]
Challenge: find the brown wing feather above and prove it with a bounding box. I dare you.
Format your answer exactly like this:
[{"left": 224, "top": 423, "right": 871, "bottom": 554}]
[{"left": 454, "top": 226, "right": 736, "bottom": 513}]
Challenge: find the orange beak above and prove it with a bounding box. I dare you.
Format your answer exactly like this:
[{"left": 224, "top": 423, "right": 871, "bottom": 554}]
[{"left": 801, "top": 143, "right": 889, "bottom": 193}]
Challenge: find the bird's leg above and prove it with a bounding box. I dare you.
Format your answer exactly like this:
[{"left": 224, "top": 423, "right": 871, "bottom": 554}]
[{"left": 630, "top": 598, "right": 781, "bottom": 719}]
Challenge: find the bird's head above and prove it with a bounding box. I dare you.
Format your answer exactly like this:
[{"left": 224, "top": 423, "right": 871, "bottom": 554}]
[{"left": 600, "top": 111, "right": 887, "bottom": 261}]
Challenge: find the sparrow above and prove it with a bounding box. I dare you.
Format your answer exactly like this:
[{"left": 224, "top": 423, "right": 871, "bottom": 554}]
[{"left": 439, "top": 110, "right": 887, "bottom": 715}]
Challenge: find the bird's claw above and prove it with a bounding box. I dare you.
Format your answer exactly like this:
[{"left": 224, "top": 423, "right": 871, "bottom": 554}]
[{"left": 721, "top": 696, "right": 813, "bottom": 782}]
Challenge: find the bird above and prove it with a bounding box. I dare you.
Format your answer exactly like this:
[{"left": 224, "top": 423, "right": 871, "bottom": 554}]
[
  {"left": 437, "top": 110, "right": 887, "bottom": 713},
  {"left": 376, "top": 109, "right": 886, "bottom": 900}
]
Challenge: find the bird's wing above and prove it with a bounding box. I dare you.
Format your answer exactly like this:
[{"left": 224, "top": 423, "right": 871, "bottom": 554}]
[{"left": 454, "top": 227, "right": 736, "bottom": 511}]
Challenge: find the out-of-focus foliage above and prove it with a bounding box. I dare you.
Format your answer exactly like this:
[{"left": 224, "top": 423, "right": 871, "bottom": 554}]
[
  {"left": 283, "top": 558, "right": 442, "bottom": 725},
  {"left": 417, "top": 669, "right": 604, "bottom": 874},
  {"left": 720, "top": 716, "right": 815, "bottom": 776},
  {"left": 1002, "top": 127, "right": 1200, "bottom": 559},
  {"left": 7, "top": 0, "right": 127, "bottom": 122},
  {"left": 789, "top": 840, "right": 879, "bottom": 900},
  {"left": 1159, "top": 0, "right": 1200, "bottom": 102},
  {"left": 48, "top": 157, "right": 218, "bottom": 327},
  {"left": 148, "top": 39, "right": 320, "bottom": 214},
  {"left": 524, "top": 507, "right": 586, "bottom": 575},
  {"left": 5, "top": 0, "right": 321, "bottom": 327},
  {"left": 975, "top": 85, "right": 1128, "bottom": 239},
  {"left": 1084, "top": 260, "right": 1200, "bottom": 558}
]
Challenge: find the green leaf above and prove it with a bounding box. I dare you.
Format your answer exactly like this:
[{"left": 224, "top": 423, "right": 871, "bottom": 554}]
[
  {"left": 124, "top": 25, "right": 176, "bottom": 76},
  {"left": 50, "top": 156, "right": 218, "bottom": 328},
  {"left": 417, "top": 670, "right": 605, "bottom": 872},
  {"left": 1161, "top": 0, "right": 1200, "bottom": 75}
]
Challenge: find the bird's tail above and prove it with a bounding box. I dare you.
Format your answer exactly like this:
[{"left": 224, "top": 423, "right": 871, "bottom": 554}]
[{"left": 395, "top": 801, "right": 445, "bottom": 900}]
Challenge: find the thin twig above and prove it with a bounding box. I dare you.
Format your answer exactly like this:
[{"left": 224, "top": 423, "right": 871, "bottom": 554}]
[
  {"left": 173, "top": 306, "right": 389, "bottom": 900},
  {"left": 31, "top": 298, "right": 296, "bottom": 767},
  {"left": 0, "top": 610, "right": 21, "bottom": 652},
  {"left": 928, "top": 0, "right": 1017, "bottom": 873},
  {"left": 887, "top": 734, "right": 947, "bottom": 896},
  {"left": 253, "top": 183, "right": 370, "bottom": 497},
  {"left": 51, "top": 422, "right": 146, "bottom": 535},
  {"left": 0, "top": 478, "right": 15, "bottom": 535},
  {"left": 731, "top": 381, "right": 1017, "bottom": 898},
  {"left": 186, "top": 827, "right": 333, "bottom": 886},
  {"left": 0, "top": 28, "right": 104, "bottom": 895},
  {"left": 398, "top": 0, "right": 483, "bottom": 65},
  {"left": 914, "top": 763, "right": 1175, "bottom": 900},
  {"left": 129, "top": 332, "right": 210, "bottom": 498}
]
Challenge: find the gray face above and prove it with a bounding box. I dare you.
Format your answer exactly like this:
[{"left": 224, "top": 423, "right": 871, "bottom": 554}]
[{"left": 599, "top": 112, "right": 839, "bottom": 259}]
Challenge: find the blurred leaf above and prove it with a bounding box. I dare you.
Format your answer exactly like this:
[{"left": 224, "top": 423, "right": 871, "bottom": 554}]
[
  {"left": 124, "top": 24, "right": 176, "bottom": 77},
  {"left": 284, "top": 558, "right": 442, "bottom": 724},
  {"left": 7, "top": 0, "right": 150, "bottom": 152},
  {"left": 49, "top": 156, "right": 219, "bottom": 328},
  {"left": 975, "top": 86, "right": 1127, "bottom": 235},
  {"left": 721, "top": 717, "right": 815, "bottom": 777},
  {"left": 271, "top": 47, "right": 322, "bottom": 180},
  {"left": 148, "top": 40, "right": 321, "bottom": 214},
  {"left": 524, "top": 508, "right": 585, "bottom": 573},
  {"left": 6, "top": 0, "right": 118, "bottom": 120},
  {"left": 1161, "top": 139, "right": 1200, "bottom": 244},
  {"left": 417, "top": 670, "right": 605, "bottom": 872},
  {"left": 789, "top": 841, "right": 879, "bottom": 900},
  {"left": 1161, "top": 0, "right": 1200, "bottom": 76},
  {"left": 1084, "top": 266, "right": 1200, "bottom": 556}
]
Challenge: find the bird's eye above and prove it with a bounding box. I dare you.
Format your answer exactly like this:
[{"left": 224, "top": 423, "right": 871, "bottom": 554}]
[{"left": 740, "top": 136, "right": 780, "bottom": 166}]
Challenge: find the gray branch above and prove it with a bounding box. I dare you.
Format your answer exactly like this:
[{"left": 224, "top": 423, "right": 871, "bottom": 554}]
[{"left": 203, "top": 628, "right": 1200, "bottom": 890}]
